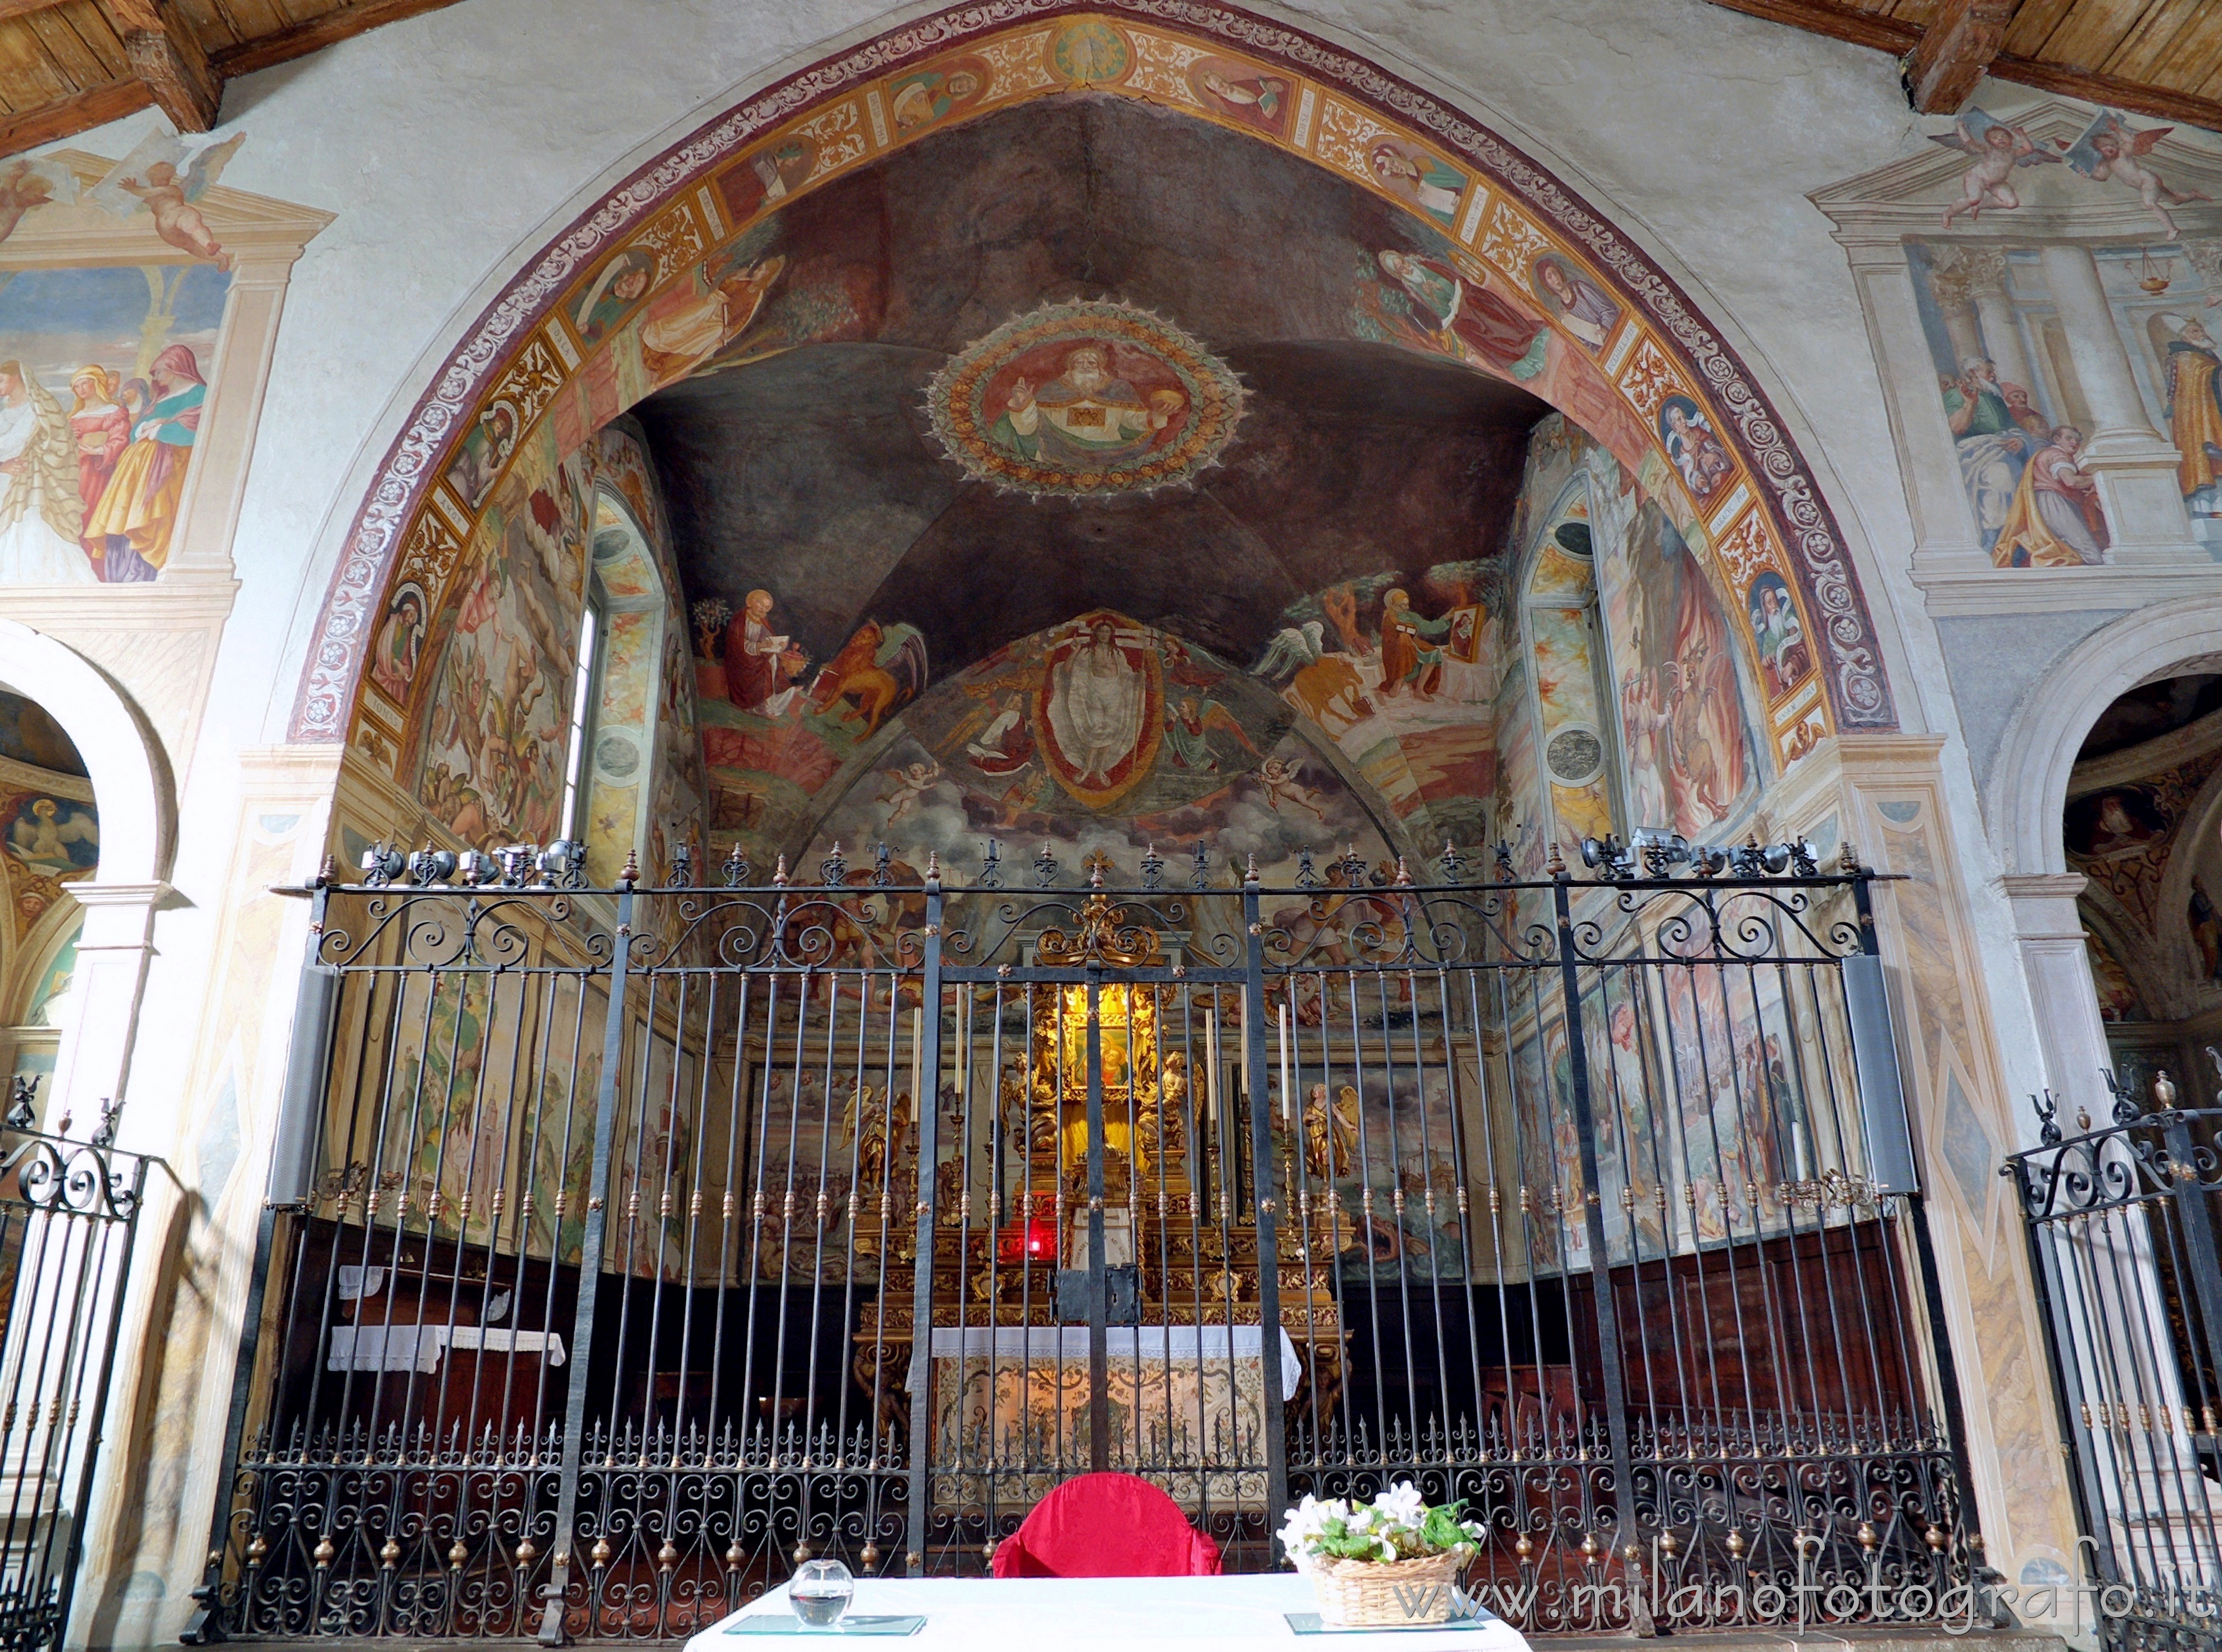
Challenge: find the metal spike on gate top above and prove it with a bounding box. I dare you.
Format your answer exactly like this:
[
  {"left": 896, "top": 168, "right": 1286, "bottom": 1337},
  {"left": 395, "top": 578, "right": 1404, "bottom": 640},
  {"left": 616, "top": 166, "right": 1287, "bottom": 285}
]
[
  {"left": 1334, "top": 843, "right": 1365, "bottom": 886},
  {"left": 1295, "top": 848, "right": 1318, "bottom": 889},
  {"left": 1190, "top": 841, "right": 1210, "bottom": 889},
  {"left": 620, "top": 847, "right": 640, "bottom": 887},
  {"left": 978, "top": 837, "right": 1003, "bottom": 889},
  {"left": 1245, "top": 852, "right": 1259, "bottom": 884},
  {"left": 1545, "top": 841, "right": 1567, "bottom": 878},
  {"left": 872, "top": 843, "right": 894, "bottom": 888},
  {"left": 1439, "top": 839, "right": 1466, "bottom": 884},
  {"left": 773, "top": 852, "right": 790, "bottom": 887},
  {"left": 1033, "top": 840, "right": 1058, "bottom": 887},
  {"left": 822, "top": 842, "right": 848, "bottom": 886},
  {"left": 1140, "top": 842, "right": 1165, "bottom": 890},
  {"left": 723, "top": 841, "right": 750, "bottom": 887}
]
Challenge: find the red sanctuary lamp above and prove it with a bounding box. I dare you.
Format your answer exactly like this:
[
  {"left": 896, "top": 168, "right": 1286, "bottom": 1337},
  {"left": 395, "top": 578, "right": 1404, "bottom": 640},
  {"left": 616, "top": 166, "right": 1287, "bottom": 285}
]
[{"left": 996, "top": 1215, "right": 1059, "bottom": 1265}]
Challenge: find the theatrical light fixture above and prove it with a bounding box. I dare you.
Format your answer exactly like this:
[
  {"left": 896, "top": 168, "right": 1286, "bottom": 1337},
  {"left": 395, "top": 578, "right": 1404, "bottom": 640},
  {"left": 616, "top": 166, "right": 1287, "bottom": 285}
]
[{"left": 456, "top": 850, "right": 501, "bottom": 886}]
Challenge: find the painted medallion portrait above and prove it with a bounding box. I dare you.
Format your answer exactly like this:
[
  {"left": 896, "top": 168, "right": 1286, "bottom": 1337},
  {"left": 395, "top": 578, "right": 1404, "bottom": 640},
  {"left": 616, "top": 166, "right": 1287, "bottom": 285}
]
[{"left": 926, "top": 300, "right": 1245, "bottom": 499}]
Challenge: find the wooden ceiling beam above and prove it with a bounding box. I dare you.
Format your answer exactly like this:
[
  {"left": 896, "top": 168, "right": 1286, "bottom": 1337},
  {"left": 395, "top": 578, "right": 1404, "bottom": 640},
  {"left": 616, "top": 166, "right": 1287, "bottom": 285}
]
[
  {"left": 1704, "top": 0, "right": 2222, "bottom": 131},
  {"left": 0, "top": 0, "right": 69, "bottom": 21},
  {"left": 210, "top": 0, "right": 461, "bottom": 80},
  {"left": 101, "top": 0, "right": 217, "bottom": 132},
  {"left": 0, "top": 76, "right": 148, "bottom": 157},
  {"left": 1904, "top": 0, "right": 2018, "bottom": 114}
]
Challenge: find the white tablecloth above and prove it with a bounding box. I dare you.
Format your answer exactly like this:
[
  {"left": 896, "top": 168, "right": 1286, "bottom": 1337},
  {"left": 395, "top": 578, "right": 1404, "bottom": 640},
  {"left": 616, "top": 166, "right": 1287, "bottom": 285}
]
[
  {"left": 907, "top": 1326, "right": 1303, "bottom": 1402},
  {"left": 327, "top": 1325, "right": 568, "bottom": 1373},
  {"left": 692, "top": 1574, "right": 1529, "bottom": 1650}
]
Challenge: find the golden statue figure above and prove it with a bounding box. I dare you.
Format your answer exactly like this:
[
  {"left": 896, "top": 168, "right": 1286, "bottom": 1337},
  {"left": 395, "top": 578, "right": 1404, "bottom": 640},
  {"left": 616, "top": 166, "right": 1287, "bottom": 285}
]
[{"left": 1302, "top": 1082, "right": 1361, "bottom": 1183}]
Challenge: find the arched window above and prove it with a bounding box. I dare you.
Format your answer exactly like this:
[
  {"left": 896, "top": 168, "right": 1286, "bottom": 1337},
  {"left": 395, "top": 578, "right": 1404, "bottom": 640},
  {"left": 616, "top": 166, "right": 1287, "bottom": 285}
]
[
  {"left": 575, "top": 490, "right": 670, "bottom": 884},
  {"left": 1519, "top": 476, "right": 1619, "bottom": 847}
]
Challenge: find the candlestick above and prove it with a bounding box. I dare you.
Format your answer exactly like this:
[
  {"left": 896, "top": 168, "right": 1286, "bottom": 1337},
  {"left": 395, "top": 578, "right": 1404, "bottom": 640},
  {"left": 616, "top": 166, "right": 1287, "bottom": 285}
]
[{"left": 1278, "top": 1001, "right": 1292, "bottom": 1123}]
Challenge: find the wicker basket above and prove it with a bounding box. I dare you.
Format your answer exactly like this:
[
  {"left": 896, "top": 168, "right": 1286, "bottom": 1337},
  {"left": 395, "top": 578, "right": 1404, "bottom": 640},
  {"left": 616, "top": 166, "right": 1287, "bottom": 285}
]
[{"left": 1308, "top": 1548, "right": 1468, "bottom": 1627}]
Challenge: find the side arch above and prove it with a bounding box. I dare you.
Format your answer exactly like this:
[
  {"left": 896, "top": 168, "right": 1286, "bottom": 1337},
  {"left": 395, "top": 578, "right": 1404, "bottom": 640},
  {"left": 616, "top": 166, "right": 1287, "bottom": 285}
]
[
  {"left": 1988, "top": 597, "right": 2222, "bottom": 877},
  {"left": 292, "top": 0, "right": 1898, "bottom": 766},
  {"left": 0, "top": 619, "right": 171, "bottom": 888}
]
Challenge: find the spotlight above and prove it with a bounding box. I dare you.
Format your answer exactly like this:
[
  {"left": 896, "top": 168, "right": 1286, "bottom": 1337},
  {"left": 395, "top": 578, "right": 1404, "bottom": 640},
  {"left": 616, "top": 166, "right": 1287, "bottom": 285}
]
[{"left": 405, "top": 849, "right": 457, "bottom": 886}]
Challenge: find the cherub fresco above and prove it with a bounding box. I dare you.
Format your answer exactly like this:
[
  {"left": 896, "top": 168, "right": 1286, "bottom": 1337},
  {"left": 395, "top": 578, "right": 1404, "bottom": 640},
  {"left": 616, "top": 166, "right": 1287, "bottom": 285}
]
[
  {"left": 92, "top": 132, "right": 244, "bottom": 271},
  {"left": 0, "top": 158, "right": 71, "bottom": 246},
  {"left": 2059, "top": 112, "right": 2210, "bottom": 239},
  {"left": 1929, "top": 109, "right": 2056, "bottom": 228}
]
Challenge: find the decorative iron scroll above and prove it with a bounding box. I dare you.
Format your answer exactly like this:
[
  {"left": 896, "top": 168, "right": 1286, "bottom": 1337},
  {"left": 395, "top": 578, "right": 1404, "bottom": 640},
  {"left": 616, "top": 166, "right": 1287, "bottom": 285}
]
[{"left": 198, "top": 851, "right": 1970, "bottom": 1642}]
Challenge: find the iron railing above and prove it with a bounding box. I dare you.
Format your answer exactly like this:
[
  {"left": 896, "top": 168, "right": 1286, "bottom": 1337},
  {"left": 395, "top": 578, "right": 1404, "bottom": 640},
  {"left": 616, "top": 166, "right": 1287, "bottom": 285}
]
[
  {"left": 0, "top": 1099, "right": 151, "bottom": 1652},
  {"left": 189, "top": 845, "right": 1974, "bottom": 1640},
  {"left": 2007, "top": 1073, "right": 2222, "bottom": 1652}
]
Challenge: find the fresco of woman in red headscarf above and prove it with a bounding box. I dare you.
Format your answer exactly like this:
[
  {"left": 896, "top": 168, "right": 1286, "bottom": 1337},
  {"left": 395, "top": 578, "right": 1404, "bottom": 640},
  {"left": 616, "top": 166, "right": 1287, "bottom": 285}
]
[
  {"left": 67, "top": 365, "right": 129, "bottom": 575},
  {"left": 82, "top": 343, "right": 204, "bottom": 579}
]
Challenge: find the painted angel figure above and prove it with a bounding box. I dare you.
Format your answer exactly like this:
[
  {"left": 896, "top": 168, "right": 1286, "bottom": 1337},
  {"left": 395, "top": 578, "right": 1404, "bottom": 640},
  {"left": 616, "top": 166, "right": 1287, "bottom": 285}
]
[
  {"left": 878, "top": 757, "right": 942, "bottom": 824},
  {"left": 1931, "top": 111, "right": 2056, "bottom": 228},
  {"left": 92, "top": 131, "right": 244, "bottom": 270},
  {"left": 2060, "top": 113, "right": 2211, "bottom": 239},
  {"left": 0, "top": 158, "right": 71, "bottom": 247}
]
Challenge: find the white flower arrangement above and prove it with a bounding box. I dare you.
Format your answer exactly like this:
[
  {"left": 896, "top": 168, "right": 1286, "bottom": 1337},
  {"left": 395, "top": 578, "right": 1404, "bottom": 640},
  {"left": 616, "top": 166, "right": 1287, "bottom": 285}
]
[{"left": 1277, "top": 1484, "right": 1485, "bottom": 1572}]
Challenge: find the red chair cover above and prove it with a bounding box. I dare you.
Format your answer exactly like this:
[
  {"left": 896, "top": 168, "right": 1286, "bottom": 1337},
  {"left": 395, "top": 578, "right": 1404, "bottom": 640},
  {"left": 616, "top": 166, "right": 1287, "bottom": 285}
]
[{"left": 990, "top": 1472, "right": 1223, "bottom": 1577}]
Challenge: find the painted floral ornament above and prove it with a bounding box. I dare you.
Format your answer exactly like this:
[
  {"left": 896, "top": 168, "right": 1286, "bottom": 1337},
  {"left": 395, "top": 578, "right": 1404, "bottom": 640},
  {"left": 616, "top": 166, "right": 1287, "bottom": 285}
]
[{"left": 926, "top": 299, "right": 1245, "bottom": 500}]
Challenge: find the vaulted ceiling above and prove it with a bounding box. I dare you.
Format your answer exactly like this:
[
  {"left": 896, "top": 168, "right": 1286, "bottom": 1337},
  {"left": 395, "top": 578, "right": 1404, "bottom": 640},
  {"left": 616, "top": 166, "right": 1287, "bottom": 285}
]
[{"left": 633, "top": 97, "right": 1549, "bottom": 686}]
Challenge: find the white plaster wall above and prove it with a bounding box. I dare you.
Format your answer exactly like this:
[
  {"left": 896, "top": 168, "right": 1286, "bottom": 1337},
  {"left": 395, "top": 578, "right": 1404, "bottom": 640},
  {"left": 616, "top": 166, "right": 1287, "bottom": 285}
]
[{"left": 40, "top": 0, "right": 2215, "bottom": 1635}]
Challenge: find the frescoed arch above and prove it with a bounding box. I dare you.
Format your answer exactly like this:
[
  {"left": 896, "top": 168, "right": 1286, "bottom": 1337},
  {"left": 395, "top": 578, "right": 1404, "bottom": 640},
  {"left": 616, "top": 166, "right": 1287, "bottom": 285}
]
[{"left": 296, "top": 0, "right": 1895, "bottom": 770}]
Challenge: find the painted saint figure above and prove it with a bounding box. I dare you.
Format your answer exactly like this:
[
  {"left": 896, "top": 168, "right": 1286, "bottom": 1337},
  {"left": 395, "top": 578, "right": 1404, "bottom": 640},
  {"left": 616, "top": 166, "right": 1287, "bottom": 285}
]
[
  {"left": 1368, "top": 142, "right": 1463, "bottom": 224},
  {"left": 83, "top": 344, "right": 204, "bottom": 577},
  {"left": 723, "top": 588, "right": 810, "bottom": 716},
  {"left": 2164, "top": 315, "right": 2222, "bottom": 499},
  {"left": 1747, "top": 577, "right": 1810, "bottom": 697},
  {"left": 1994, "top": 425, "right": 2109, "bottom": 568},
  {"left": 1660, "top": 397, "right": 1732, "bottom": 500},
  {"left": 1376, "top": 250, "right": 1545, "bottom": 376},
  {"left": 1378, "top": 588, "right": 1453, "bottom": 698},
  {"left": 369, "top": 587, "right": 427, "bottom": 702},
  {"left": 0, "top": 361, "right": 89, "bottom": 584},
  {"left": 1163, "top": 695, "right": 1255, "bottom": 770},
  {"left": 67, "top": 366, "right": 130, "bottom": 579},
  {"left": 1530, "top": 255, "right": 1620, "bottom": 350},
  {"left": 991, "top": 344, "right": 1182, "bottom": 468},
  {"left": 1047, "top": 618, "right": 1146, "bottom": 786},
  {"left": 1943, "top": 356, "right": 2035, "bottom": 551},
  {"left": 638, "top": 255, "right": 784, "bottom": 382}
]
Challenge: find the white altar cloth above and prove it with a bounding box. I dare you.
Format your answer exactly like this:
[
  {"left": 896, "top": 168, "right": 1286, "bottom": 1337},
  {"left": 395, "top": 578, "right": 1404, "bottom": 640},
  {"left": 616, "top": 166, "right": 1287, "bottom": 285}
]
[
  {"left": 905, "top": 1325, "right": 1302, "bottom": 1401},
  {"left": 327, "top": 1324, "right": 568, "bottom": 1373},
  {"left": 691, "top": 1574, "right": 1531, "bottom": 1651}
]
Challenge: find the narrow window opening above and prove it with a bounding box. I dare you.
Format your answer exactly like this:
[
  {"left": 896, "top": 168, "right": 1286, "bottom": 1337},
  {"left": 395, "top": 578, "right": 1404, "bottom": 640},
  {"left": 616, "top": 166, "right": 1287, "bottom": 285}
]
[{"left": 559, "top": 594, "right": 602, "bottom": 843}]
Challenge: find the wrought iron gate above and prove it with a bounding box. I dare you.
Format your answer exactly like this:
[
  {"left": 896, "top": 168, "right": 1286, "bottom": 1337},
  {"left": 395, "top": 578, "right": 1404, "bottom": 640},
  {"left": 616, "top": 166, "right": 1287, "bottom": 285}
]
[
  {"left": 2006, "top": 1070, "right": 2222, "bottom": 1652},
  {"left": 0, "top": 1109, "right": 149, "bottom": 1652},
  {"left": 193, "top": 844, "right": 1974, "bottom": 1641}
]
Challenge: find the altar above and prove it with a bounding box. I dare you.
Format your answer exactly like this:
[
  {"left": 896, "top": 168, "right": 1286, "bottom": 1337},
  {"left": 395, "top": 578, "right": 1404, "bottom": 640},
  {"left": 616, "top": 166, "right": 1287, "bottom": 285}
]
[{"left": 911, "top": 1325, "right": 1300, "bottom": 1509}]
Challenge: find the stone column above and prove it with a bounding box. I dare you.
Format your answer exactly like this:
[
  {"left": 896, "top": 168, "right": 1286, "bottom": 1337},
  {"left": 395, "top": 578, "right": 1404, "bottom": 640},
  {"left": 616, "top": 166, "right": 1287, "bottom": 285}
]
[
  {"left": 164, "top": 252, "right": 301, "bottom": 581},
  {"left": 2038, "top": 242, "right": 2201, "bottom": 560},
  {"left": 47, "top": 882, "right": 165, "bottom": 1132},
  {"left": 1927, "top": 250, "right": 1989, "bottom": 371},
  {"left": 1841, "top": 240, "right": 1990, "bottom": 575},
  {"left": 1958, "top": 249, "right": 2041, "bottom": 411},
  {"left": 1998, "top": 871, "right": 2116, "bottom": 1128}
]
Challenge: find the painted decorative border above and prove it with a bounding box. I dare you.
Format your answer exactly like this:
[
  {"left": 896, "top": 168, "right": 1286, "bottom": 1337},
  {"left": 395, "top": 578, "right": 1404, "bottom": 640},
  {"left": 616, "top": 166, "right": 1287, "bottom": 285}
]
[{"left": 291, "top": 0, "right": 1895, "bottom": 743}]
